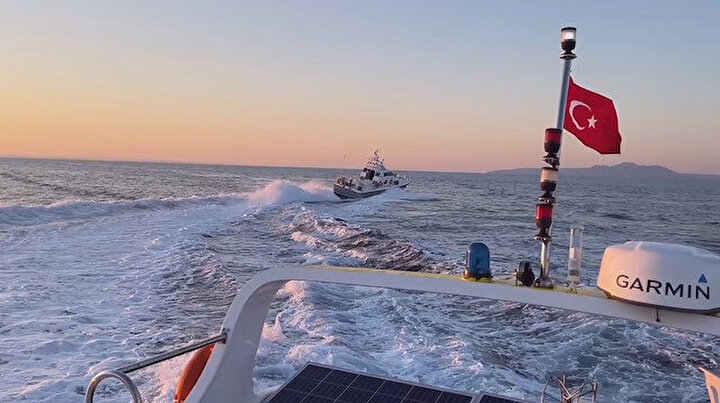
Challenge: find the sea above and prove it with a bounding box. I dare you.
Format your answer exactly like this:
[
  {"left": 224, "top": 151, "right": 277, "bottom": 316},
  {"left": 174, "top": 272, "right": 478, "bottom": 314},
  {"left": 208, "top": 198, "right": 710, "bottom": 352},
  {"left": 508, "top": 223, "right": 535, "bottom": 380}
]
[{"left": 1, "top": 157, "right": 719, "bottom": 402}]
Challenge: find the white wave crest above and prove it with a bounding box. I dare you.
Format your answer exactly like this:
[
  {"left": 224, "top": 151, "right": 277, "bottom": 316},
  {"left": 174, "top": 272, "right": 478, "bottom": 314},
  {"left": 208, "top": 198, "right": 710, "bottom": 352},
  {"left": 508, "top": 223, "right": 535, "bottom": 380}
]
[
  {"left": 262, "top": 315, "right": 288, "bottom": 343},
  {"left": 244, "top": 180, "right": 337, "bottom": 207},
  {"left": 0, "top": 194, "right": 244, "bottom": 229}
]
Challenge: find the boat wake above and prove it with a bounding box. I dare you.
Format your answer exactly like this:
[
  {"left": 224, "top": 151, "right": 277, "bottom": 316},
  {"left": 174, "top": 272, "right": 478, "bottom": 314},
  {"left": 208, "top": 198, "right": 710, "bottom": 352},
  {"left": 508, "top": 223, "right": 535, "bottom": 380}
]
[
  {"left": 0, "top": 180, "right": 366, "bottom": 402},
  {"left": 3, "top": 160, "right": 717, "bottom": 403},
  {"left": 372, "top": 187, "right": 439, "bottom": 202},
  {"left": 244, "top": 180, "right": 338, "bottom": 207},
  {"left": 280, "top": 207, "right": 437, "bottom": 271},
  {"left": 0, "top": 180, "right": 340, "bottom": 231},
  {"left": 0, "top": 195, "right": 245, "bottom": 231}
]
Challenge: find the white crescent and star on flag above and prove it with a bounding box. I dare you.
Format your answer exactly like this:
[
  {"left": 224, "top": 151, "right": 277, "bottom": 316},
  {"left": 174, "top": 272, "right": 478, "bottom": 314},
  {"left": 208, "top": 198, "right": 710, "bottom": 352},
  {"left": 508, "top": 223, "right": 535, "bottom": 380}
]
[
  {"left": 563, "top": 78, "right": 622, "bottom": 154},
  {"left": 568, "top": 100, "right": 598, "bottom": 130}
]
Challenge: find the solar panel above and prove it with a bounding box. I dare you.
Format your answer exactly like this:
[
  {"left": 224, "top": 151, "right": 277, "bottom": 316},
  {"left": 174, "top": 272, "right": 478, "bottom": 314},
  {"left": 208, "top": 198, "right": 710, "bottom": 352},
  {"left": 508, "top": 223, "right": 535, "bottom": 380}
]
[
  {"left": 268, "top": 363, "right": 476, "bottom": 403},
  {"left": 479, "top": 395, "right": 525, "bottom": 403}
]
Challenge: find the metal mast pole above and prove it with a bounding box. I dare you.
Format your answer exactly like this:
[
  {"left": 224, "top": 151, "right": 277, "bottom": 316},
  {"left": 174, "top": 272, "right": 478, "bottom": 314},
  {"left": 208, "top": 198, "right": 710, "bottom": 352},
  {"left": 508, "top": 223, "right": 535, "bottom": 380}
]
[
  {"left": 556, "top": 57, "right": 574, "bottom": 135},
  {"left": 536, "top": 27, "right": 577, "bottom": 288}
]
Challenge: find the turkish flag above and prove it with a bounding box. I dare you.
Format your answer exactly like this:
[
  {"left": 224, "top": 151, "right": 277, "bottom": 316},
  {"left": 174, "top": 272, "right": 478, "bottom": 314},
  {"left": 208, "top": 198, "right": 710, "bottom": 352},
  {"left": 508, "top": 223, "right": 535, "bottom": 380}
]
[{"left": 563, "top": 77, "right": 622, "bottom": 154}]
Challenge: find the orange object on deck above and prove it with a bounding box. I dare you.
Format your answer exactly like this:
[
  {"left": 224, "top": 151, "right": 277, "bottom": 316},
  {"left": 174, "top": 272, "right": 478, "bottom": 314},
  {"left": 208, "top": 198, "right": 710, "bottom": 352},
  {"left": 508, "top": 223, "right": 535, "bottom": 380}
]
[{"left": 173, "top": 344, "right": 214, "bottom": 403}]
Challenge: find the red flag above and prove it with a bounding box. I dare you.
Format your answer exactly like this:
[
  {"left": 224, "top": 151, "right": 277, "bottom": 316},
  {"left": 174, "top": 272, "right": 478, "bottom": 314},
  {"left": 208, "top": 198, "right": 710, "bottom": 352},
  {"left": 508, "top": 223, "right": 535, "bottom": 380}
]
[{"left": 563, "top": 77, "right": 622, "bottom": 154}]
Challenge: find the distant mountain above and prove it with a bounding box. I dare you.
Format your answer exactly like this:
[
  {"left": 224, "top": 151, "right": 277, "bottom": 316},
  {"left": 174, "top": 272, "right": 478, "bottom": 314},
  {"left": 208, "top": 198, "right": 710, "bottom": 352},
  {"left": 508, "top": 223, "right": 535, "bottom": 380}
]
[{"left": 487, "top": 162, "right": 719, "bottom": 179}]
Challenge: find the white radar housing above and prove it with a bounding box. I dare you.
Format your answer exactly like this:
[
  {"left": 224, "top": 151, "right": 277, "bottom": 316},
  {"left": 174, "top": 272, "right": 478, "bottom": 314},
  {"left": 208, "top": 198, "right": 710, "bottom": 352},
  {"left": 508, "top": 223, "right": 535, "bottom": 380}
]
[{"left": 597, "top": 242, "right": 720, "bottom": 313}]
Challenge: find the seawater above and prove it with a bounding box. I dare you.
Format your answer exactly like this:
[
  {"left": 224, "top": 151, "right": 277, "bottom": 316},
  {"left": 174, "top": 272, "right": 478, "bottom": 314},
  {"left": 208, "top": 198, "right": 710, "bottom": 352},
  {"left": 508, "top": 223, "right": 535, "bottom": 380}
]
[{"left": 1, "top": 158, "right": 719, "bottom": 402}]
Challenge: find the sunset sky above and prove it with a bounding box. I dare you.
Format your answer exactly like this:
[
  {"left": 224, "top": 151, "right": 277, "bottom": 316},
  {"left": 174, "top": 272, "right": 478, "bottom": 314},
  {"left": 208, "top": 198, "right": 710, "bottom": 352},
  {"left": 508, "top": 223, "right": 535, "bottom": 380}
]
[{"left": 1, "top": 1, "right": 719, "bottom": 173}]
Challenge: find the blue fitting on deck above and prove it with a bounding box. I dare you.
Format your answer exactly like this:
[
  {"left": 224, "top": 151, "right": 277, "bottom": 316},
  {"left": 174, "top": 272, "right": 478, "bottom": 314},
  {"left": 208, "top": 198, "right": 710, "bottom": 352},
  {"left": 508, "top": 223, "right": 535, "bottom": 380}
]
[{"left": 464, "top": 242, "right": 491, "bottom": 280}]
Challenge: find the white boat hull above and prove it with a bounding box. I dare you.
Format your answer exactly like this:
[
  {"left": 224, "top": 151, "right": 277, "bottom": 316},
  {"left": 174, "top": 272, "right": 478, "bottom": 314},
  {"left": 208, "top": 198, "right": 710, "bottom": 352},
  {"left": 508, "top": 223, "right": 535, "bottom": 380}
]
[{"left": 333, "top": 182, "right": 408, "bottom": 199}]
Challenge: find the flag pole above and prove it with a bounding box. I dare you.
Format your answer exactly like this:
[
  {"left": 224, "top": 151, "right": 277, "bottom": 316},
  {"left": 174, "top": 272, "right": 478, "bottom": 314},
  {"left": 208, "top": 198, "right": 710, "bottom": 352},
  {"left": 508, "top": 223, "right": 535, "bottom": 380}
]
[
  {"left": 556, "top": 55, "right": 575, "bottom": 134},
  {"left": 535, "top": 27, "right": 577, "bottom": 288}
]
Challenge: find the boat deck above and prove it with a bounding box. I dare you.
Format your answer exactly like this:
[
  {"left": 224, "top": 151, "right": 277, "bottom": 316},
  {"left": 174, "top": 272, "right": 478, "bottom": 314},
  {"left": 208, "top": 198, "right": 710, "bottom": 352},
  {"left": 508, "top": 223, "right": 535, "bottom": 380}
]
[{"left": 266, "top": 363, "right": 525, "bottom": 403}]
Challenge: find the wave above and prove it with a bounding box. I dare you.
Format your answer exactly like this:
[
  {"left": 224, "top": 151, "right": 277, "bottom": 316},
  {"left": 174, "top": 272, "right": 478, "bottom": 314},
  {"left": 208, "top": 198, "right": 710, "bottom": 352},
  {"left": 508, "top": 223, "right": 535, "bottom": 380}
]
[
  {"left": 281, "top": 208, "right": 436, "bottom": 271},
  {"left": 244, "top": 180, "right": 338, "bottom": 207},
  {"left": 0, "top": 194, "right": 240, "bottom": 402},
  {"left": 600, "top": 212, "right": 636, "bottom": 221},
  {"left": 0, "top": 195, "right": 245, "bottom": 229},
  {"left": 0, "top": 171, "right": 133, "bottom": 201},
  {"left": 0, "top": 180, "right": 339, "bottom": 230}
]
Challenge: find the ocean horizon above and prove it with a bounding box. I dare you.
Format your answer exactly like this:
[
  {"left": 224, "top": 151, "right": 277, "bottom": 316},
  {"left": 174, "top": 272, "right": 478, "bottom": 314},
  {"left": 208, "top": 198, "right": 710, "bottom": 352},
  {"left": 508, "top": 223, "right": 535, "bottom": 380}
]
[{"left": 2, "top": 155, "right": 718, "bottom": 177}]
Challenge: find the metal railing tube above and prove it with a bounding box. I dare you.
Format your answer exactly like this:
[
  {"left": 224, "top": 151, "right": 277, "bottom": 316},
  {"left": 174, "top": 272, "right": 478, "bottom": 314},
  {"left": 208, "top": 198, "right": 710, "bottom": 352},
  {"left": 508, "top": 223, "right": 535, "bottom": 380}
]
[
  {"left": 85, "top": 329, "right": 227, "bottom": 403},
  {"left": 118, "top": 330, "right": 227, "bottom": 374},
  {"left": 85, "top": 370, "right": 142, "bottom": 403}
]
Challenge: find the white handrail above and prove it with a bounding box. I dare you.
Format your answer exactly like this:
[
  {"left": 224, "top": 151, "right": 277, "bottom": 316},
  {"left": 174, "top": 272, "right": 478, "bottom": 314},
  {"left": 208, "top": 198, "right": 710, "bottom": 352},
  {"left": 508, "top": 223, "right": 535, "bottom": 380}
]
[
  {"left": 85, "top": 370, "right": 142, "bottom": 403},
  {"left": 186, "top": 266, "right": 720, "bottom": 403},
  {"left": 84, "top": 332, "right": 227, "bottom": 402}
]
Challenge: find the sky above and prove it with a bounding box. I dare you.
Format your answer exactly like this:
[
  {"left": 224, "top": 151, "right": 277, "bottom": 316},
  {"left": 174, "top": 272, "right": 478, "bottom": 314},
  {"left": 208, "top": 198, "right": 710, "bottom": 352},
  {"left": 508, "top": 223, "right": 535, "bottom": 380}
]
[{"left": 1, "top": 1, "right": 719, "bottom": 173}]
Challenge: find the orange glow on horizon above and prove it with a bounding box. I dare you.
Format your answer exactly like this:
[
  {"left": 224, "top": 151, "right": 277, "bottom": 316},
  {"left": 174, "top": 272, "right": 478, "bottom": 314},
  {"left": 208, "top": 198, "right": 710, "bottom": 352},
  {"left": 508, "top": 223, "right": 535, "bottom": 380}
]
[{"left": 1, "top": 2, "right": 718, "bottom": 174}]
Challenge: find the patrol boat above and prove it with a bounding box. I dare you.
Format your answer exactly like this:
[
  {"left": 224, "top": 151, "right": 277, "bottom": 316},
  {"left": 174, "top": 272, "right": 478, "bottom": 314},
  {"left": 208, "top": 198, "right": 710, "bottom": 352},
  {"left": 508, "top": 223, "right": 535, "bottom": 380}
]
[{"left": 333, "top": 150, "right": 410, "bottom": 199}]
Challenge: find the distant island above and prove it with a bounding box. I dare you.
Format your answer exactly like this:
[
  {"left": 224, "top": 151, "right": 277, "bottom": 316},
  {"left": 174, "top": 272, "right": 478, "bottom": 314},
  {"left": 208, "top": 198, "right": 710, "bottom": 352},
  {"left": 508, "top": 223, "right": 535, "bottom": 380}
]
[{"left": 487, "top": 162, "right": 719, "bottom": 179}]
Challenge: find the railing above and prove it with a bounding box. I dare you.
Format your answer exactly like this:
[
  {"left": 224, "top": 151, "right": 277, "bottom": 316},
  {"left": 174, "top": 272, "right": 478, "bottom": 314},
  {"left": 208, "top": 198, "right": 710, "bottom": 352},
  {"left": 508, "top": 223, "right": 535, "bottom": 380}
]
[
  {"left": 83, "top": 266, "right": 720, "bottom": 402},
  {"left": 85, "top": 329, "right": 228, "bottom": 403}
]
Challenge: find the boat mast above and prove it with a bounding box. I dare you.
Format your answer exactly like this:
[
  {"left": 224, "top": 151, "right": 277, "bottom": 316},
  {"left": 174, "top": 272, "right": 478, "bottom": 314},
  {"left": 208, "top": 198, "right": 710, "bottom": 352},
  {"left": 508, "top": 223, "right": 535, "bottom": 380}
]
[{"left": 535, "top": 27, "right": 577, "bottom": 288}]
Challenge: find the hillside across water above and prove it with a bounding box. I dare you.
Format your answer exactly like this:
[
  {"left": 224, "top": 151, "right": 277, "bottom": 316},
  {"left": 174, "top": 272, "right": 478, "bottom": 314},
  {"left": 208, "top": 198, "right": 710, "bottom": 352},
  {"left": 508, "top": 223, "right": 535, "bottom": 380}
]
[{"left": 487, "top": 162, "right": 720, "bottom": 179}]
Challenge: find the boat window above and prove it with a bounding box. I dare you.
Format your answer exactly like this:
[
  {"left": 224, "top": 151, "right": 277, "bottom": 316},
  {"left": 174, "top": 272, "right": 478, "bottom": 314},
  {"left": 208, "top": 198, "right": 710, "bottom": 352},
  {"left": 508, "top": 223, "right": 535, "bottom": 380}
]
[{"left": 367, "top": 170, "right": 375, "bottom": 180}]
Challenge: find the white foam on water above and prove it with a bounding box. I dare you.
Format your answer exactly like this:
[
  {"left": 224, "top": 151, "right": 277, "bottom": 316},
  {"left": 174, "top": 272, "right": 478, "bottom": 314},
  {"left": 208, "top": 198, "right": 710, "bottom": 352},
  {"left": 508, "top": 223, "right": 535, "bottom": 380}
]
[
  {"left": 151, "top": 354, "right": 188, "bottom": 402},
  {"left": 4, "top": 169, "right": 715, "bottom": 403},
  {"left": 0, "top": 201, "right": 245, "bottom": 402},
  {"left": 332, "top": 188, "right": 438, "bottom": 220},
  {"left": 244, "top": 180, "right": 338, "bottom": 207},
  {"left": 276, "top": 281, "right": 311, "bottom": 299},
  {"left": 0, "top": 194, "right": 245, "bottom": 230},
  {"left": 254, "top": 280, "right": 552, "bottom": 400},
  {"left": 0, "top": 180, "right": 345, "bottom": 403},
  {"left": 262, "top": 316, "right": 288, "bottom": 343},
  {"left": 373, "top": 187, "right": 439, "bottom": 202}
]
